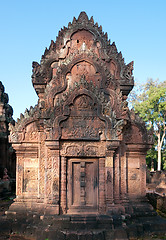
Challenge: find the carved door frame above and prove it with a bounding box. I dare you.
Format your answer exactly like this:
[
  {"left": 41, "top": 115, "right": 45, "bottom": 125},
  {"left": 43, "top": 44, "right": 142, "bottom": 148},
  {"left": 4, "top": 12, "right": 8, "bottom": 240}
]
[
  {"left": 60, "top": 141, "right": 106, "bottom": 215},
  {"left": 67, "top": 157, "right": 99, "bottom": 214}
]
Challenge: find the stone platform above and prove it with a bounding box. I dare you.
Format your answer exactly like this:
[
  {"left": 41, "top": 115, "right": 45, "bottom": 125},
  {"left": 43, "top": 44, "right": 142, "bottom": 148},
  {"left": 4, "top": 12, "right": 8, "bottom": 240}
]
[
  {"left": 1, "top": 208, "right": 166, "bottom": 240},
  {"left": 0, "top": 196, "right": 164, "bottom": 239}
]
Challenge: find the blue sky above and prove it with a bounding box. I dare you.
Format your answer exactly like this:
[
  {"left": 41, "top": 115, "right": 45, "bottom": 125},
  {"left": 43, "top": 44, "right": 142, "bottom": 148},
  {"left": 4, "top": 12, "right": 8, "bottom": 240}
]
[{"left": 0, "top": 0, "right": 166, "bottom": 120}]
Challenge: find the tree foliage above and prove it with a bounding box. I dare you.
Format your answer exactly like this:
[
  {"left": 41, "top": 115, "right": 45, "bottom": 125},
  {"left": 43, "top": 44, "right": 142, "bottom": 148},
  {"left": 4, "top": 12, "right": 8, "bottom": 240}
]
[{"left": 129, "top": 79, "right": 166, "bottom": 171}]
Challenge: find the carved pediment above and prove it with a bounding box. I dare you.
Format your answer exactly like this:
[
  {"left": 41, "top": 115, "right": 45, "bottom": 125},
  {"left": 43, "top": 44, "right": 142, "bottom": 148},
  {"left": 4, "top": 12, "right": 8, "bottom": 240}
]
[
  {"left": 60, "top": 93, "right": 105, "bottom": 140},
  {"left": 31, "top": 11, "right": 134, "bottom": 101},
  {"left": 10, "top": 12, "right": 134, "bottom": 145}
]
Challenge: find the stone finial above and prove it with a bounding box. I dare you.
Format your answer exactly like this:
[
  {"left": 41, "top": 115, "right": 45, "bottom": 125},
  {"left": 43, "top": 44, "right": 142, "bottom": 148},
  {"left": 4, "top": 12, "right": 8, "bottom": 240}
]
[{"left": 77, "top": 11, "right": 89, "bottom": 23}]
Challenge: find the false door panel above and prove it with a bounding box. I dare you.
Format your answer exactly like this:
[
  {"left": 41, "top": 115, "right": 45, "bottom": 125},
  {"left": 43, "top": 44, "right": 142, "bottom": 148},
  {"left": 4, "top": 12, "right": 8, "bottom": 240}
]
[{"left": 67, "top": 158, "right": 98, "bottom": 213}]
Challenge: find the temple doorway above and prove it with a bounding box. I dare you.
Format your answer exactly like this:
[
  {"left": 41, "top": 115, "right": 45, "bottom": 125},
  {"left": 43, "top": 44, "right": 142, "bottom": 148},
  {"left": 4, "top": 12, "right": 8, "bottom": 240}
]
[{"left": 67, "top": 158, "right": 99, "bottom": 214}]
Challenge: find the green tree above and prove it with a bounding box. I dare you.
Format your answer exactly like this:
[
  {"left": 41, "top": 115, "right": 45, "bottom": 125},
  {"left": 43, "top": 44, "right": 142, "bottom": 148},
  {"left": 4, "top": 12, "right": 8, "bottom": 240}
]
[{"left": 129, "top": 79, "right": 166, "bottom": 171}]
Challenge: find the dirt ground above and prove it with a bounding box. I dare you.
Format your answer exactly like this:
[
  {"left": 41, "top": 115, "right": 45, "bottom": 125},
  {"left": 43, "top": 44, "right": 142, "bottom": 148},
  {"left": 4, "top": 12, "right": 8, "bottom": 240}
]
[{"left": 0, "top": 234, "right": 35, "bottom": 240}]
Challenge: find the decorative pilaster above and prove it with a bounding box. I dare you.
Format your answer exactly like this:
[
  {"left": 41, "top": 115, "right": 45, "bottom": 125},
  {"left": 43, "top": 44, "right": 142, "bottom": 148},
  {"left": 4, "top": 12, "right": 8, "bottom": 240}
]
[
  {"left": 99, "top": 157, "right": 105, "bottom": 213},
  {"left": 105, "top": 152, "right": 114, "bottom": 207},
  {"left": 120, "top": 148, "right": 128, "bottom": 202},
  {"left": 16, "top": 156, "right": 23, "bottom": 196},
  {"left": 39, "top": 131, "right": 46, "bottom": 199},
  {"left": 61, "top": 156, "right": 67, "bottom": 214},
  {"left": 113, "top": 151, "right": 121, "bottom": 203},
  {"left": 140, "top": 153, "right": 146, "bottom": 196},
  {"left": 45, "top": 140, "right": 60, "bottom": 214}
]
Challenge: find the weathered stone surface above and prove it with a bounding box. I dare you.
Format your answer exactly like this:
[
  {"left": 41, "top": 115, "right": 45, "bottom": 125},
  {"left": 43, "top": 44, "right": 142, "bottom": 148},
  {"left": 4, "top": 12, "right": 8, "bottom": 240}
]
[
  {"left": 0, "top": 81, "right": 15, "bottom": 184},
  {"left": 8, "top": 11, "right": 153, "bottom": 220},
  {"left": 1, "top": 198, "right": 166, "bottom": 240}
]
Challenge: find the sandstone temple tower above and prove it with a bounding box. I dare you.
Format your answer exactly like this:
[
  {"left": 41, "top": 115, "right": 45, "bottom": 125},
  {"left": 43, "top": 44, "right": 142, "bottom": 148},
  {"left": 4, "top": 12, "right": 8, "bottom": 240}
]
[
  {"left": 0, "top": 81, "right": 15, "bottom": 179},
  {"left": 9, "top": 12, "right": 153, "bottom": 216}
]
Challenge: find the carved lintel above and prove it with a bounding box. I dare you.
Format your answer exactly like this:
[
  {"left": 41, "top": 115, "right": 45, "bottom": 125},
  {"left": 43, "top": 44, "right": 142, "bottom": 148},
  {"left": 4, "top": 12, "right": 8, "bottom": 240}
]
[{"left": 60, "top": 142, "right": 106, "bottom": 157}]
